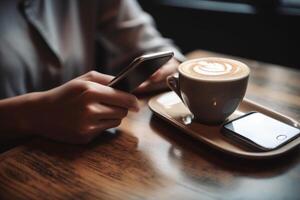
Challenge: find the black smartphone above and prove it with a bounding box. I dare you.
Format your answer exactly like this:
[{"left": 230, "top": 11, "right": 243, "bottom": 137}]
[
  {"left": 222, "top": 112, "right": 300, "bottom": 151},
  {"left": 108, "top": 51, "right": 174, "bottom": 93}
]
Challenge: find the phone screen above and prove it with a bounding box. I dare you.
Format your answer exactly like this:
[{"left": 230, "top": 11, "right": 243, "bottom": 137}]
[
  {"left": 109, "top": 51, "right": 174, "bottom": 93},
  {"left": 222, "top": 112, "right": 300, "bottom": 151}
]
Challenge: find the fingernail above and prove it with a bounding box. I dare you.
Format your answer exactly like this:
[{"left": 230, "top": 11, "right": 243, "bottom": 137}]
[
  {"left": 139, "top": 82, "right": 147, "bottom": 88},
  {"left": 131, "top": 105, "right": 140, "bottom": 112},
  {"left": 150, "top": 73, "right": 161, "bottom": 82},
  {"left": 130, "top": 98, "right": 139, "bottom": 112}
]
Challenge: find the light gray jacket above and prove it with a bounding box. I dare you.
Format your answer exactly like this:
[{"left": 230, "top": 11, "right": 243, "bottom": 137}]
[{"left": 0, "top": 0, "right": 184, "bottom": 98}]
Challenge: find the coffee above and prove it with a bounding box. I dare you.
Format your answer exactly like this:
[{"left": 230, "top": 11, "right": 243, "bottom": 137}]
[
  {"left": 167, "top": 57, "right": 250, "bottom": 124},
  {"left": 179, "top": 57, "right": 249, "bottom": 81}
]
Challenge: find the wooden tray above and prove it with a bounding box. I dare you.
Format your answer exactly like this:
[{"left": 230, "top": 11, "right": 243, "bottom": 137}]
[{"left": 148, "top": 91, "right": 300, "bottom": 159}]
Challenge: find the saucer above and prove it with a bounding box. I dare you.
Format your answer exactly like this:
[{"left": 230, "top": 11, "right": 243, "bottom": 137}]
[{"left": 148, "top": 91, "right": 300, "bottom": 159}]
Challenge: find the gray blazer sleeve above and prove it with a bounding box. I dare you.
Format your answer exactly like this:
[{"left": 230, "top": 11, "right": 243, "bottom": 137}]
[{"left": 96, "top": 0, "right": 185, "bottom": 72}]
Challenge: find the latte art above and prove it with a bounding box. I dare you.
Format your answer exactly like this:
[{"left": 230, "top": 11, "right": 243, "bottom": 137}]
[
  {"left": 193, "top": 61, "right": 237, "bottom": 76},
  {"left": 179, "top": 57, "right": 249, "bottom": 81}
]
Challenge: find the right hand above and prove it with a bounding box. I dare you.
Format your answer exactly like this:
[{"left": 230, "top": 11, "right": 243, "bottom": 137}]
[{"left": 31, "top": 71, "right": 139, "bottom": 144}]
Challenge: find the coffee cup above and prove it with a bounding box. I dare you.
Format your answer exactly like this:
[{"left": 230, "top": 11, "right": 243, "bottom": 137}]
[{"left": 167, "top": 57, "right": 250, "bottom": 124}]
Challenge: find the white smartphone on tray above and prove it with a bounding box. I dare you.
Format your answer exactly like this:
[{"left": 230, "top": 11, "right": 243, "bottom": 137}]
[{"left": 222, "top": 112, "right": 300, "bottom": 151}]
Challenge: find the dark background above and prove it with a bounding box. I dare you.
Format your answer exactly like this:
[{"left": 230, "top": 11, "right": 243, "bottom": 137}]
[{"left": 138, "top": 0, "right": 300, "bottom": 69}]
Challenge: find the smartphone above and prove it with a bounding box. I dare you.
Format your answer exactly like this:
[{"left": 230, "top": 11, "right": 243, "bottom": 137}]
[
  {"left": 108, "top": 51, "right": 174, "bottom": 93},
  {"left": 222, "top": 112, "right": 300, "bottom": 151}
]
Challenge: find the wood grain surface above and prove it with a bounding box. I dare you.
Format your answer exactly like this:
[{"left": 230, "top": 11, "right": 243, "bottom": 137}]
[{"left": 0, "top": 50, "right": 299, "bottom": 200}]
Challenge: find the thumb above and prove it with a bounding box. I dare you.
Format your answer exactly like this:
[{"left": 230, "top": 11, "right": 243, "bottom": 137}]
[{"left": 79, "top": 71, "right": 114, "bottom": 85}]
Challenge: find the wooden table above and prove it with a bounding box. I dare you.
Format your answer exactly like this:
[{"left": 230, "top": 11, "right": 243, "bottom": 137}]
[{"left": 1, "top": 50, "right": 300, "bottom": 200}]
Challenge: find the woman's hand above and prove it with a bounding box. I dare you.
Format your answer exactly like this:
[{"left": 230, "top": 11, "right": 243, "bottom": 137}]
[
  {"left": 0, "top": 71, "right": 139, "bottom": 144},
  {"left": 38, "top": 71, "right": 139, "bottom": 144},
  {"left": 134, "top": 58, "right": 180, "bottom": 93}
]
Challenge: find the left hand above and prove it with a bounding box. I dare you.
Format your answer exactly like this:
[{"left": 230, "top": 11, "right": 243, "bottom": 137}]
[{"left": 134, "top": 58, "right": 180, "bottom": 93}]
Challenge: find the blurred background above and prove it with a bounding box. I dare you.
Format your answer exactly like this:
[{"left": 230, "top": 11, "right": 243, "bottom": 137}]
[{"left": 138, "top": 0, "right": 300, "bottom": 69}]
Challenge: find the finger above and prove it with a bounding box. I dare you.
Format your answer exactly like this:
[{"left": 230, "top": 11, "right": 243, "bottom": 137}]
[
  {"left": 150, "top": 59, "right": 179, "bottom": 82},
  {"left": 73, "top": 119, "right": 122, "bottom": 144},
  {"left": 150, "top": 65, "right": 176, "bottom": 82},
  {"left": 149, "top": 69, "right": 164, "bottom": 82},
  {"left": 135, "top": 59, "right": 179, "bottom": 92},
  {"left": 134, "top": 81, "right": 167, "bottom": 94},
  {"left": 88, "top": 103, "right": 128, "bottom": 120},
  {"left": 137, "top": 80, "right": 150, "bottom": 90},
  {"left": 78, "top": 71, "right": 114, "bottom": 85},
  {"left": 88, "top": 119, "right": 122, "bottom": 135},
  {"left": 84, "top": 81, "right": 139, "bottom": 111},
  {"left": 134, "top": 80, "right": 151, "bottom": 93}
]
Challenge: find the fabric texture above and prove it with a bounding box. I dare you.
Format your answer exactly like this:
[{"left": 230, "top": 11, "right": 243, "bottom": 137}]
[{"left": 0, "top": 0, "right": 184, "bottom": 99}]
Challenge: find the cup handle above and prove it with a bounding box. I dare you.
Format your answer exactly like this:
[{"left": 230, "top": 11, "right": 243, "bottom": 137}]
[{"left": 166, "top": 74, "right": 183, "bottom": 101}]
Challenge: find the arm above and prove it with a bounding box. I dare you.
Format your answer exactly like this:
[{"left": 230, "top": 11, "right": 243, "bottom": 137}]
[
  {"left": 0, "top": 92, "right": 40, "bottom": 141},
  {"left": 0, "top": 71, "right": 139, "bottom": 144},
  {"left": 96, "top": 0, "right": 185, "bottom": 71}
]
